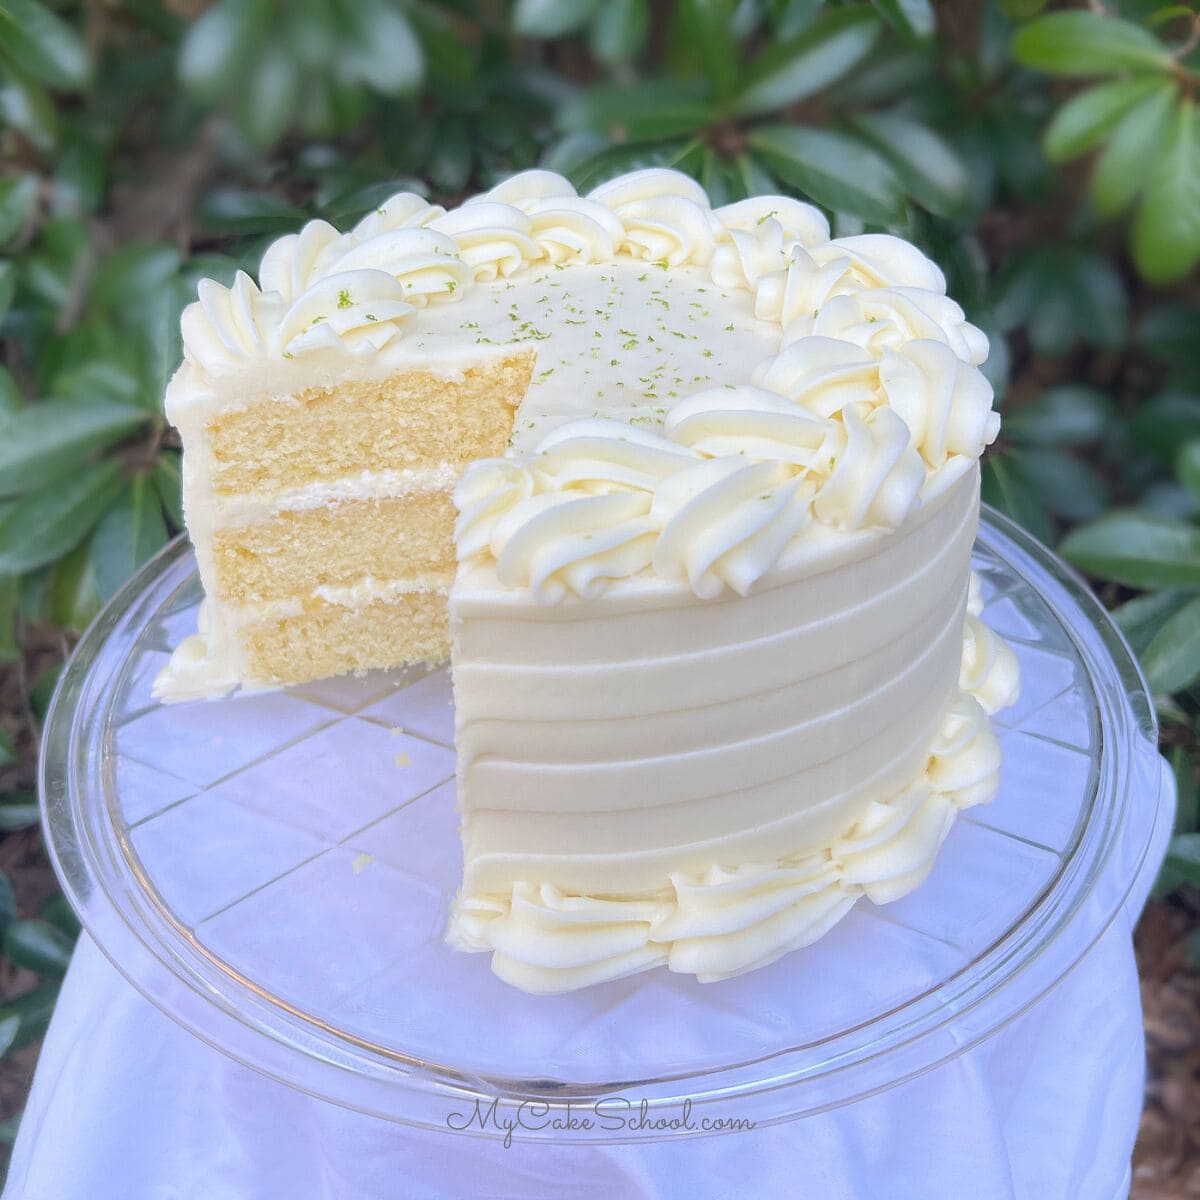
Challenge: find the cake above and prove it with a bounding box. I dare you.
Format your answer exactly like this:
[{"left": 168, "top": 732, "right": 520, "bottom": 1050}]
[{"left": 157, "top": 168, "right": 1020, "bottom": 992}]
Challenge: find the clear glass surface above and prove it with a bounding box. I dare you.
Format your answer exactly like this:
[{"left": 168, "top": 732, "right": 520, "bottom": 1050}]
[{"left": 40, "top": 508, "right": 1164, "bottom": 1140}]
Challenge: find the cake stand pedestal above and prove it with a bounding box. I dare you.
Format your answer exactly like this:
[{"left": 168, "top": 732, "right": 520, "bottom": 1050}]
[{"left": 11, "top": 510, "right": 1174, "bottom": 1200}]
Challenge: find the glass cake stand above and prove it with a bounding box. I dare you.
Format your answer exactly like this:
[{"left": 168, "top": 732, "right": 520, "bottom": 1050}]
[{"left": 40, "top": 508, "right": 1165, "bottom": 1143}]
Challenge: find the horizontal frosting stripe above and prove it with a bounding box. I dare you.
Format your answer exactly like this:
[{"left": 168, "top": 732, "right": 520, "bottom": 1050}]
[
  {"left": 451, "top": 634, "right": 1017, "bottom": 990},
  {"left": 462, "top": 596, "right": 963, "bottom": 812},
  {"left": 452, "top": 487, "right": 976, "bottom": 722},
  {"left": 455, "top": 580, "right": 967, "bottom": 764},
  {"left": 461, "top": 724, "right": 935, "bottom": 897}
]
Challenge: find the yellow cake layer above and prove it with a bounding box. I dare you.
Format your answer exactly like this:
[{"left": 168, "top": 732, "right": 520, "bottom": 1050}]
[
  {"left": 237, "top": 586, "right": 451, "bottom": 684},
  {"left": 207, "top": 353, "right": 534, "bottom": 495},
  {"left": 212, "top": 490, "right": 456, "bottom": 605}
]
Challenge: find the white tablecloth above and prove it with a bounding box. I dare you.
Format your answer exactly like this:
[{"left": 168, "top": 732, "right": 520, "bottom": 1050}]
[{"left": 6, "top": 758, "right": 1173, "bottom": 1200}]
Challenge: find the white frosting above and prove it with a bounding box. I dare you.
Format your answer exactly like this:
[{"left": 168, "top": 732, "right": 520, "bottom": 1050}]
[{"left": 450, "top": 569, "right": 1019, "bottom": 993}]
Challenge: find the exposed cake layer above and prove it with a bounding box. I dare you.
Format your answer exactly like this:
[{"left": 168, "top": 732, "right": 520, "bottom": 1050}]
[
  {"left": 449, "top": 469, "right": 982, "bottom": 905},
  {"left": 211, "top": 485, "right": 457, "bottom": 604},
  {"left": 203, "top": 359, "right": 532, "bottom": 495}
]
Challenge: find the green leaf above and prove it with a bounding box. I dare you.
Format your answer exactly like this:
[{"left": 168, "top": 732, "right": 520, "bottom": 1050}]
[
  {"left": 0, "top": 984, "right": 59, "bottom": 1051},
  {"left": 1090, "top": 81, "right": 1177, "bottom": 218},
  {"left": 1044, "top": 76, "right": 1166, "bottom": 163},
  {"left": 48, "top": 533, "right": 101, "bottom": 631},
  {"left": 981, "top": 455, "right": 1055, "bottom": 545},
  {"left": 1132, "top": 392, "right": 1200, "bottom": 463},
  {"left": 1004, "top": 385, "right": 1114, "bottom": 447},
  {"left": 4, "top": 919, "right": 72, "bottom": 978},
  {"left": 589, "top": 0, "right": 649, "bottom": 64},
  {"left": 0, "top": 727, "right": 14, "bottom": 768},
  {"left": 236, "top": 42, "right": 300, "bottom": 147},
  {"left": 1013, "top": 11, "right": 1173, "bottom": 76},
  {"left": 197, "top": 187, "right": 308, "bottom": 236},
  {"left": 676, "top": 0, "right": 738, "bottom": 105},
  {"left": 0, "top": 460, "right": 124, "bottom": 575},
  {"left": 1172, "top": 745, "right": 1198, "bottom": 836},
  {"left": 0, "top": 870, "right": 14, "bottom": 938},
  {"left": 407, "top": 4, "right": 473, "bottom": 85},
  {"left": 849, "top": 112, "right": 969, "bottom": 217},
  {"left": 154, "top": 452, "right": 183, "bottom": 528},
  {"left": 0, "top": 398, "right": 148, "bottom": 497},
  {"left": 90, "top": 475, "right": 168, "bottom": 602},
  {"left": 0, "top": 259, "right": 15, "bottom": 324},
  {"left": 0, "top": 173, "right": 35, "bottom": 247},
  {"left": 1166, "top": 831, "right": 1200, "bottom": 887},
  {"left": 567, "top": 138, "right": 704, "bottom": 193},
  {"left": 0, "top": 1015, "right": 17, "bottom": 1059},
  {"left": 749, "top": 124, "right": 904, "bottom": 223},
  {"left": 513, "top": 0, "right": 597, "bottom": 37},
  {"left": 0, "top": 0, "right": 91, "bottom": 90},
  {"left": 1142, "top": 593, "right": 1200, "bottom": 694},
  {"left": 0, "top": 792, "right": 38, "bottom": 833},
  {"left": 735, "top": 9, "right": 881, "bottom": 117},
  {"left": 178, "top": 0, "right": 268, "bottom": 102},
  {"left": 39, "top": 893, "right": 80, "bottom": 939},
  {"left": 0, "top": 573, "right": 18, "bottom": 664},
  {"left": 341, "top": 0, "right": 423, "bottom": 96},
  {"left": 1113, "top": 588, "right": 1196, "bottom": 655},
  {"left": 0, "top": 366, "right": 19, "bottom": 417},
  {"left": 426, "top": 115, "right": 472, "bottom": 194},
  {"left": 29, "top": 660, "right": 61, "bottom": 720},
  {"left": 1132, "top": 98, "right": 1200, "bottom": 284},
  {"left": 1179, "top": 440, "right": 1200, "bottom": 503},
  {"left": 870, "top": 0, "right": 934, "bottom": 40},
  {"left": 0, "top": 69, "right": 58, "bottom": 152},
  {"left": 1060, "top": 511, "right": 1200, "bottom": 588},
  {"left": 559, "top": 80, "right": 714, "bottom": 142}
]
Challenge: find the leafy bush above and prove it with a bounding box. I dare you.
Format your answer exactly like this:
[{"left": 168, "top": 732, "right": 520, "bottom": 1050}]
[{"left": 1, "top": 0, "right": 1199, "bottom": 1148}]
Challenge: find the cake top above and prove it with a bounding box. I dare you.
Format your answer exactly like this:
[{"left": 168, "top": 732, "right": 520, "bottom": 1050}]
[{"left": 174, "top": 168, "right": 999, "bottom": 604}]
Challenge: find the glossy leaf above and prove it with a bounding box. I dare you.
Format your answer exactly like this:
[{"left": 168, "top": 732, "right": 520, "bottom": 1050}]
[
  {"left": 198, "top": 188, "right": 308, "bottom": 236},
  {"left": 0, "top": 984, "right": 60, "bottom": 1051},
  {"left": 1005, "top": 386, "right": 1114, "bottom": 447},
  {"left": 0, "top": 69, "right": 58, "bottom": 152},
  {"left": 567, "top": 139, "right": 704, "bottom": 193},
  {"left": 30, "top": 661, "right": 62, "bottom": 720},
  {"left": 1132, "top": 393, "right": 1200, "bottom": 463},
  {"left": 1179, "top": 441, "right": 1200, "bottom": 502},
  {"left": 91, "top": 475, "right": 169, "bottom": 602},
  {"left": 1013, "top": 11, "right": 1173, "bottom": 76},
  {"left": 1060, "top": 511, "right": 1200, "bottom": 588},
  {"left": 48, "top": 534, "right": 102, "bottom": 631},
  {"left": 870, "top": 0, "right": 934, "bottom": 40},
  {"left": 1133, "top": 99, "right": 1200, "bottom": 284},
  {"left": 590, "top": 0, "right": 649, "bottom": 64},
  {"left": 0, "top": 398, "right": 148, "bottom": 497},
  {"left": 4, "top": 919, "right": 73, "bottom": 979},
  {"left": 850, "top": 112, "right": 969, "bottom": 217},
  {"left": 735, "top": 9, "right": 881, "bottom": 117},
  {"left": 749, "top": 124, "right": 905, "bottom": 223},
  {"left": 1009, "top": 449, "right": 1110, "bottom": 522},
  {"left": 0, "top": 0, "right": 91, "bottom": 91},
  {"left": 1172, "top": 746, "right": 1199, "bottom": 836},
  {"left": 40, "top": 893, "right": 81, "bottom": 939},
  {"left": 0, "top": 366, "right": 20, "bottom": 417},
  {"left": 342, "top": 0, "right": 423, "bottom": 96},
  {"left": 559, "top": 81, "right": 715, "bottom": 142},
  {"left": 0, "top": 461, "right": 125, "bottom": 575},
  {"left": 1113, "top": 589, "right": 1197, "bottom": 655},
  {"left": 1090, "top": 82, "right": 1176, "bottom": 218},
  {"left": 154, "top": 453, "right": 184, "bottom": 529},
  {"left": 0, "top": 870, "right": 14, "bottom": 938},
  {"left": 513, "top": 0, "right": 597, "bottom": 37},
  {"left": 0, "top": 574, "right": 17, "bottom": 664},
  {"left": 0, "top": 728, "right": 14, "bottom": 768},
  {"left": 1142, "top": 594, "right": 1200, "bottom": 694},
  {"left": 1044, "top": 76, "right": 1166, "bottom": 163},
  {"left": 238, "top": 42, "right": 300, "bottom": 147},
  {"left": 0, "top": 1016, "right": 16, "bottom": 1060},
  {"left": 0, "top": 174, "right": 36, "bottom": 247},
  {"left": 678, "top": 0, "right": 739, "bottom": 104},
  {"left": 178, "top": 0, "right": 267, "bottom": 102},
  {"left": 0, "top": 792, "right": 38, "bottom": 833},
  {"left": 981, "top": 456, "right": 1054, "bottom": 545}
]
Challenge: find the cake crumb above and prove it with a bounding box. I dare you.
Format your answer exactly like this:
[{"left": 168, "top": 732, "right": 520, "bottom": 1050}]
[
  {"left": 395, "top": 751, "right": 411, "bottom": 768},
  {"left": 389, "top": 725, "right": 405, "bottom": 736},
  {"left": 351, "top": 853, "right": 374, "bottom": 875}
]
